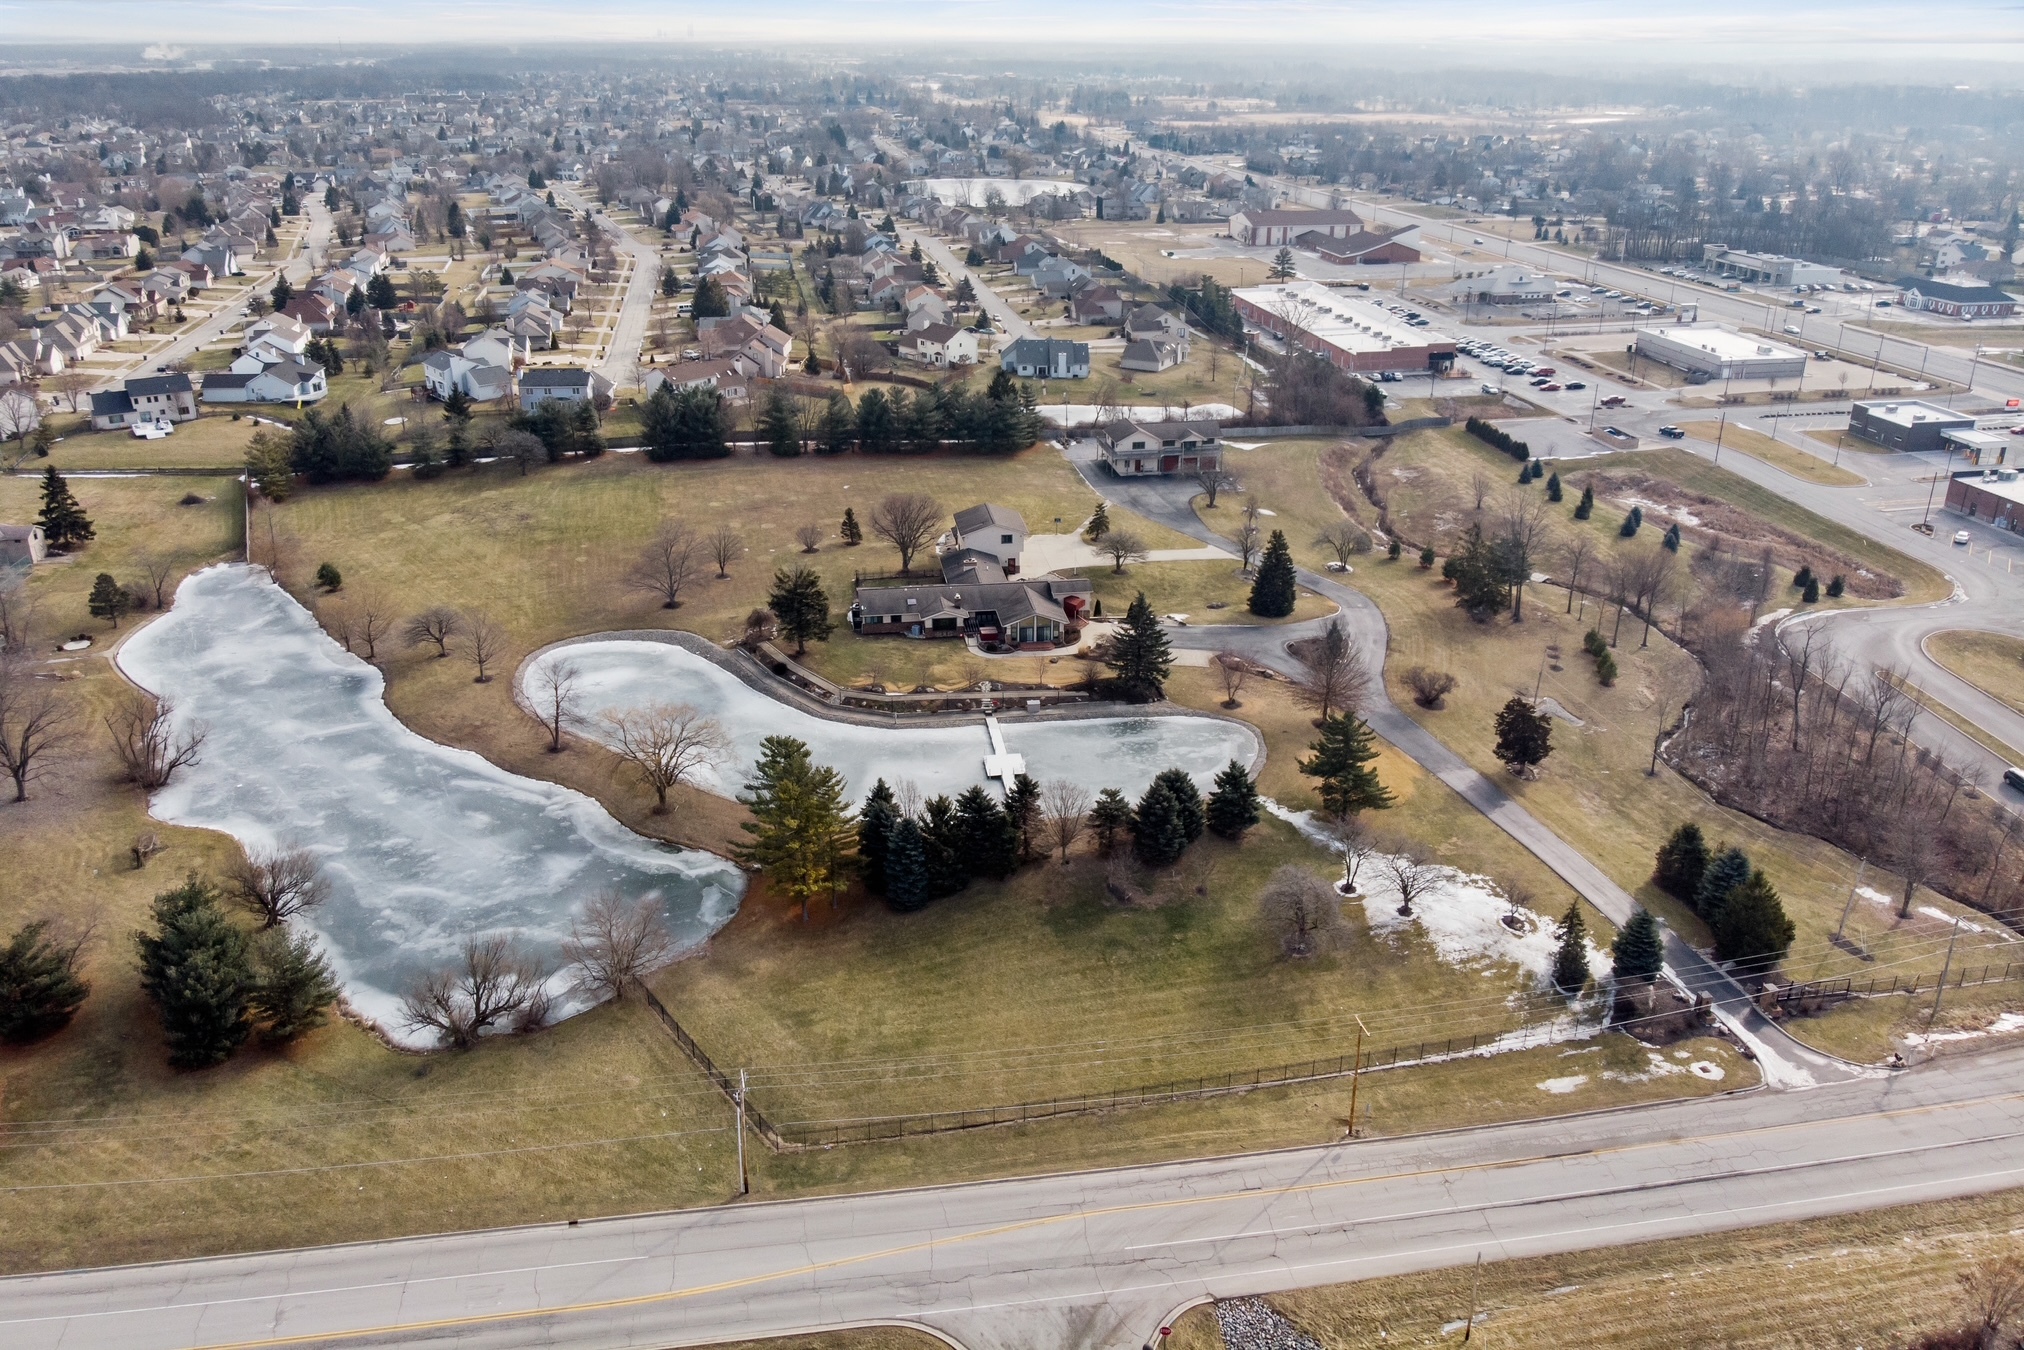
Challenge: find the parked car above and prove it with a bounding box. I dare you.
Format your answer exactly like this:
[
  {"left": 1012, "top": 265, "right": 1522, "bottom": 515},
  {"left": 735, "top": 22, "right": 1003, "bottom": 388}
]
[
  {"left": 1814, "top": 350, "right": 1832, "bottom": 360},
  {"left": 1600, "top": 395, "right": 1629, "bottom": 408},
  {"left": 1541, "top": 383, "right": 1562, "bottom": 392},
  {"left": 1564, "top": 380, "right": 1586, "bottom": 390},
  {"left": 1658, "top": 425, "right": 1685, "bottom": 439},
  {"left": 2004, "top": 766, "right": 2024, "bottom": 795},
  {"left": 1954, "top": 530, "right": 1973, "bottom": 545}
]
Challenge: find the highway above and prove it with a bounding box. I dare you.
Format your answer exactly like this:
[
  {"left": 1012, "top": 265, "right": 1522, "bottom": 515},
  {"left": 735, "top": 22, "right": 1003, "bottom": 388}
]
[{"left": 6, "top": 1046, "right": 2019, "bottom": 1350}]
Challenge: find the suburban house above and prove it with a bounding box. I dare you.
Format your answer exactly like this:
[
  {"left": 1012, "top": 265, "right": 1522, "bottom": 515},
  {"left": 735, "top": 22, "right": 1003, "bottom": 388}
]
[
  {"left": 848, "top": 502, "right": 1093, "bottom": 649},
  {"left": 1033, "top": 257, "right": 1093, "bottom": 298},
  {"left": 1122, "top": 305, "right": 1190, "bottom": 347},
  {"left": 89, "top": 373, "right": 199, "bottom": 429},
  {"left": 1069, "top": 286, "right": 1126, "bottom": 324},
  {"left": 201, "top": 359, "right": 328, "bottom": 405},
  {"left": 421, "top": 349, "right": 515, "bottom": 403},
  {"left": 1095, "top": 418, "right": 1224, "bottom": 477},
  {"left": 1229, "top": 207, "right": 1364, "bottom": 247},
  {"left": 1894, "top": 277, "right": 2019, "bottom": 320},
  {"left": 644, "top": 358, "right": 749, "bottom": 403},
  {"left": 1120, "top": 338, "right": 1186, "bottom": 373},
  {"left": 999, "top": 337, "right": 1090, "bottom": 379},
  {"left": 898, "top": 322, "right": 979, "bottom": 368},
  {"left": 241, "top": 314, "right": 313, "bottom": 365},
  {"left": 0, "top": 523, "right": 47, "bottom": 568},
  {"left": 519, "top": 366, "right": 613, "bottom": 412}
]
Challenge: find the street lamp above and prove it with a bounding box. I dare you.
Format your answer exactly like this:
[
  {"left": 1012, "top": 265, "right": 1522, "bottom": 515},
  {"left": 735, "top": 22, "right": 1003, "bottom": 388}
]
[{"left": 1920, "top": 439, "right": 1958, "bottom": 532}]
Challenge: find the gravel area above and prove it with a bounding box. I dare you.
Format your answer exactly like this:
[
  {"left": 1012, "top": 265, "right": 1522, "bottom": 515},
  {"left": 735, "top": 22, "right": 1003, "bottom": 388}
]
[{"left": 1214, "top": 1297, "right": 1326, "bottom": 1349}]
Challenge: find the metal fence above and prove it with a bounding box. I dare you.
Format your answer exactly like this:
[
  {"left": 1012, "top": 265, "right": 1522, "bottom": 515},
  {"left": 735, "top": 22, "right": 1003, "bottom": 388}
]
[{"left": 1776, "top": 960, "right": 2024, "bottom": 1009}]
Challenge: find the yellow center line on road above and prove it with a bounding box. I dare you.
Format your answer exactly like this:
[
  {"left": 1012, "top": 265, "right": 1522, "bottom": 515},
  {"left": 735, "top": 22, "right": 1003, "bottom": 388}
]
[{"left": 162, "top": 1088, "right": 2024, "bottom": 1350}]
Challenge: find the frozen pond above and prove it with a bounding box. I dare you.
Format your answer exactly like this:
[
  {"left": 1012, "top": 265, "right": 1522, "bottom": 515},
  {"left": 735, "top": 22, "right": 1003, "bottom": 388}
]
[
  {"left": 525, "top": 638, "right": 1262, "bottom": 803},
  {"left": 118, "top": 567, "right": 746, "bottom": 1045}
]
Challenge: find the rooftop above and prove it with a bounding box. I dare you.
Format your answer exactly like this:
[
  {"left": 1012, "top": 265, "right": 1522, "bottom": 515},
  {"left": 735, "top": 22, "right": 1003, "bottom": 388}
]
[
  {"left": 1233, "top": 280, "right": 1448, "bottom": 354},
  {"left": 1855, "top": 398, "right": 1976, "bottom": 429},
  {"left": 1954, "top": 468, "right": 2024, "bottom": 511},
  {"left": 1638, "top": 325, "right": 1804, "bottom": 362}
]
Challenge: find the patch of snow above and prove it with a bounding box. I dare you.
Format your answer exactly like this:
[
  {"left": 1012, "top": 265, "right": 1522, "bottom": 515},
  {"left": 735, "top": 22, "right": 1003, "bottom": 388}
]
[
  {"left": 1903, "top": 1011, "right": 2024, "bottom": 1047},
  {"left": 1537, "top": 1074, "right": 1589, "bottom": 1094},
  {"left": 118, "top": 567, "right": 748, "bottom": 1048},
  {"left": 1921, "top": 905, "right": 1986, "bottom": 934},
  {"left": 1619, "top": 496, "right": 1700, "bottom": 527}
]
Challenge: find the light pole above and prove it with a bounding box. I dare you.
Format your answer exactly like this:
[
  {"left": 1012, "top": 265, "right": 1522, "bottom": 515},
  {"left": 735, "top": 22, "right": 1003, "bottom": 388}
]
[
  {"left": 1713, "top": 408, "right": 1728, "bottom": 466},
  {"left": 1920, "top": 439, "right": 1958, "bottom": 532}
]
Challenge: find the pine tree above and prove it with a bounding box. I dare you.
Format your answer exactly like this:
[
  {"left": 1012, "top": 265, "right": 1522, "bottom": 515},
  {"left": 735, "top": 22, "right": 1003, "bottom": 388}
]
[
  {"left": 1205, "top": 760, "right": 1261, "bottom": 840},
  {"left": 1826, "top": 575, "right": 1845, "bottom": 598},
  {"left": 1546, "top": 471, "right": 1563, "bottom": 502},
  {"left": 1299, "top": 714, "right": 1396, "bottom": 818},
  {"left": 759, "top": 386, "right": 801, "bottom": 457},
  {"left": 1418, "top": 543, "right": 1436, "bottom": 569},
  {"left": 735, "top": 736, "right": 856, "bottom": 921},
  {"left": 1153, "top": 768, "right": 1205, "bottom": 843},
  {"left": 1652, "top": 822, "right": 1710, "bottom": 901},
  {"left": 1551, "top": 902, "right": 1590, "bottom": 996},
  {"left": 1248, "top": 530, "right": 1298, "bottom": 618},
  {"left": 1618, "top": 505, "right": 1642, "bottom": 538},
  {"left": 1085, "top": 501, "right": 1111, "bottom": 540},
  {"left": 316, "top": 562, "right": 343, "bottom": 591},
  {"left": 1801, "top": 575, "right": 1821, "bottom": 603},
  {"left": 134, "top": 879, "right": 256, "bottom": 1069},
  {"left": 1712, "top": 869, "right": 1796, "bottom": 973},
  {"left": 1004, "top": 773, "right": 1043, "bottom": 863},
  {"left": 1662, "top": 523, "right": 1682, "bottom": 552},
  {"left": 1693, "top": 845, "right": 1753, "bottom": 923},
  {"left": 919, "top": 795, "right": 969, "bottom": 898},
  {"left": 955, "top": 785, "right": 1019, "bottom": 880},
  {"left": 1792, "top": 565, "right": 1815, "bottom": 591},
  {"left": 0, "top": 920, "right": 90, "bottom": 1043},
  {"left": 88, "top": 572, "right": 133, "bottom": 628},
  {"left": 857, "top": 780, "right": 898, "bottom": 895},
  {"left": 1088, "top": 788, "right": 1132, "bottom": 855},
  {"left": 1574, "top": 484, "right": 1595, "bottom": 520},
  {"left": 767, "top": 566, "right": 833, "bottom": 655},
  {"left": 840, "top": 506, "right": 863, "bottom": 545},
  {"left": 1493, "top": 697, "right": 1553, "bottom": 775},
  {"left": 884, "top": 817, "right": 932, "bottom": 912},
  {"left": 250, "top": 927, "right": 339, "bottom": 1043},
  {"left": 1611, "top": 908, "right": 1666, "bottom": 987},
  {"left": 1132, "top": 780, "right": 1189, "bottom": 868},
  {"left": 1445, "top": 523, "right": 1511, "bottom": 622},
  {"left": 1106, "top": 592, "right": 1174, "bottom": 702},
  {"left": 35, "top": 467, "right": 93, "bottom": 551}
]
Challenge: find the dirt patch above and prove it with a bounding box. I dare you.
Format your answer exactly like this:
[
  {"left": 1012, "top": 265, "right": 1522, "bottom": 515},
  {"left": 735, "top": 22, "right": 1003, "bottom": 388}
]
[
  {"left": 1318, "top": 443, "right": 1380, "bottom": 532},
  {"left": 1578, "top": 469, "right": 1904, "bottom": 599}
]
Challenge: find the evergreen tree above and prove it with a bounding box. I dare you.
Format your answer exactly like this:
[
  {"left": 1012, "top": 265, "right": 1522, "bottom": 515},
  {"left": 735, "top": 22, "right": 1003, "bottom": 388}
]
[
  {"left": 366, "top": 272, "right": 399, "bottom": 311},
  {"left": 1801, "top": 575, "right": 1821, "bottom": 603},
  {"left": 1662, "top": 522, "right": 1682, "bottom": 552},
  {"left": 767, "top": 566, "right": 833, "bottom": 655},
  {"left": 1611, "top": 908, "right": 1666, "bottom": 987},
  {"left": 735, "top": 736, "right": 856, "bottom": 921},
  {"left": 1418, "top": 543, "right": 1436, "bottom": 569},
  {"left": 1551, "top": 902, "right": 1590, "bottom": 995},
  {"left": 1153, "top": 767, "right": 1205, "bottom": 843},
  {"left": 1299, "top": 714, "right": 1396, "bottom": 818},
  {"left": 1005, "top": 773, "right": 1043, "bottom": 863},
  {"left": 820, "top": 394, "right": 854, "bottom": 454},
  {"left": 1574, "top": 484, "right": 1595, "bottom": 520},
  {"left": 1269, "top": 246, "right": 1297, "bottom": 279},
  {"left": 133, "top": 879, "right": 256, "bottom": 1069},
  {"left": 1546, "top": 470, "right": 1563, "bottom": 502},
  {"left": 1444, "top": 523, "right": 1511, "bottom": 622},
  {"left": 1618, "top": 505, "right": 1643, "bottom": 538},
  {"left": 1106, "top": 592, "right": 1174, "bottom": 702},
  {"left": 857, "top": 780, "right": 898, "bottom": 895},
  {"left": 1792, "top": 565, "right": 1814, "bottom": 591},
  {"left": 1693, "top": 845, "right": 1753, "bottom": 923},
  {"left": 35, "top": 467, "right": 94, "bottom": 551},
  {"left": 250, "top": 927, "right": 339, "bottom": 1043},
  {"left": 88, "top": 572, "right": 133, "bottom": 628},
  {"left": 316, "top": 562, "right": 343, "bottom": 591},
  {"left": 1826, "top": 575, "right": 1846, "bottom": 598},
  {"left": 883, "top": 817, "right": 931, "bottom": 912},
  {"left": 270, "top": 275, "right": 294, "bottom": 311},
  {"left": 1248, "top": 529, "right": 1298, "bottom": 618},
  {"left": 840, "top": 506, "right": 863, "bottom": 545},
  {"left": 759, "top": 385, "right": 801, "bottom": 457},
  {"left": 1712, "top": 869, "right": 1796, "bottom": 972},
  {"left": 1086, "top": 501, "right": 1111, "bottom": 539},
  {"left": 955, "top": 785, "right": 1019, "bottom": 880},
  {"left": 1088, "top": 788, "right": 1132, "bottom": 855},
  {"left": 0, "top": 920, "right": 90, "bottom": 1043},
  {"left": 691, "top": 274, "right": 729, "bottom": 319},
  {"left": 1132, "top": 780, "right": 1189, "bottom": 868},
  {"left": 568, "top": 400, "right": 604, "bottom": 457},
  {"left": 1205, "top": 760, "right": 1261, "bottom": 840},
  {"left": 919, "top": 795, "right": 969, "bottom": 898},
  {"left": 1492, "top": 697, "right": 1553, "bottom": 775},
  {"left": 640, "top": 385, "right": 731, "bottom": 461},
  {"left": 1652, "top": 823, "right": 1709, "bottom": 901}
]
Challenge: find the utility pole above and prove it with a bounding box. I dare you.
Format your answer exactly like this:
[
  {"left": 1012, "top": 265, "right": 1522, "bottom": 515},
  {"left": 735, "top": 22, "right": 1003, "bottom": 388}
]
[
  {"left": 1919, "top": 440, "right": 1958, "bottom": 531},
  {"left": 735, "top": 1068, "right": 749, "bottom": 1196},
  {"left": 1462, "top": 1252, "right": 1483, "bottom": 1342},
  {"left": 1713, "top": 408, "right": 1727, "bottom": 466},
  {"left": 1929, "top": 916, "right": 1964, "bottom": 1028},
  {"left": 1345, "top": 1015, "right": 1367, "bottom": 1139},
  {"left": 1834, "top": 858, "right": 1868, "bottom": 942}
]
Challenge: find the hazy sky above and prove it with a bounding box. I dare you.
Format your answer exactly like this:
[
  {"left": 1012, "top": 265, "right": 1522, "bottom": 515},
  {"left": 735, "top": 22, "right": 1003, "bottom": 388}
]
[{"left": 5, "top": 1, "right": 2022, "bottom": 58}]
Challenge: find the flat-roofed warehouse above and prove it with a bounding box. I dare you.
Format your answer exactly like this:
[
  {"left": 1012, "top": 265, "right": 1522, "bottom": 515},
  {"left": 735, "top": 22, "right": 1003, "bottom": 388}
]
[
  {"left": 1633, "top": 325, "right": 1807, "bottom": 381},
  {"left": 1232, "top": 280, "right": 1458, "bottom": 376},
  {"left": 1847, "top": 399, "right": 1976, "bottom": 453},
  {"left": 1946, "top": 466, "right": 2024, "bottom": 534}
]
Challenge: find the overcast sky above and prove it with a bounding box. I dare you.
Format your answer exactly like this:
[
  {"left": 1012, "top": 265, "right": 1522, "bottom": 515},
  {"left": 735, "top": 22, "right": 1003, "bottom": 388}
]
[{"left": 4, "top": 1, "right": 2021, "bottom": 64}]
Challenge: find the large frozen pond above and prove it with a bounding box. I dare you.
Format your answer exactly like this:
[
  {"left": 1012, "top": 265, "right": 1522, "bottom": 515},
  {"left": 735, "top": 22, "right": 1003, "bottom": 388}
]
[
  {"left": 524, "top": 638, "right": 1262, "bottom": 803},
  {"left": 118, "top": 567, "right": 746, "bottom": 1045}
]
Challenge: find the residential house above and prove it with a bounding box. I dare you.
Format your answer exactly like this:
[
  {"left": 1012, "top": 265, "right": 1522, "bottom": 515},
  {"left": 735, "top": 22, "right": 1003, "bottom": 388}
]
[
  {"left": 898, "top": 323, "right": 979, "bottom": 368},
  {"left": 281, "top": 291, "right": 344, "bottom": 333},
  {"left": 644, "top": 358, "right": 749, "bottom": 403},
  {"left": 1119, "top": 339, "right": 1186, "bottom": 373},
  {"left": 519, "top": 366, "right": 613, "bottom": 411},
  {"left": 999, "top": 337, "right": 1090, "bottom": 379},
  {"left": 1033, "top": 257, "right": 1092, "bottom": 298},
  {"left": 242, "top": 314, "right": 313, "bottom": 365},
  {"left": 40, "top": 313, "right": 102, "bottom": 364},
  {"left": 1095, "top": 418, "right": 1223, "bottom": 477},
  {"left": 903, "top": 287, "right": 954, "bottom": 329},
  {"left": 420, "top": 348, "right": 515, "bottom": 403},
  {"left": 1122, "top": 305, "right": 1190, "bottom": 347},
  {"left": 201, "top": 359, "right": 329, "bottom": 406},
  {"left": 849, "top": 502, "right": 1093, "bottom": 649},
  {"left": 90, "top": 373, "right": 199, "bottom": 428},
  {"left": 1069, "top": 286, "right": 1125, "bottom": 324}
]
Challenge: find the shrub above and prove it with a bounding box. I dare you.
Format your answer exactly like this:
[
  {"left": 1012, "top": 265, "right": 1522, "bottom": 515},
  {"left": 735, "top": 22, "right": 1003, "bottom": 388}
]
[
  {"left": 315, "top": 562, "right": 342, "bottom": 592},
  {"left": 1418, "top": 543, "right": 1436, "bottom": 569},
  {"left": 1404, "top": 666, "right": 1459, "bottom": 709},
  {"left": 1595, "top": 651, "right": 1618, "bottom": 686},
  {"left": 1826, "top": 574, "right": 1845, "bottom": 598},
  {"left": 1386, "top": 538, "right": 1402, "bottom": 561},
  {"left": 1582, "top": 628, "right": 1608, "bottom": 659},
  {"left": 1465, "top": 416, "right": 1531, "bottom": 462}
]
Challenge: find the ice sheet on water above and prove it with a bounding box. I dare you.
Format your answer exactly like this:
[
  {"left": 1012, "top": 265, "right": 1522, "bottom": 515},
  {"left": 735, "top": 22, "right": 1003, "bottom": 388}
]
[
  {"left": 525, "top": 638, "right": 1261, "bottom": 802},
  {"left": 117, "top": 566, "right": 746, "bottom": 1047}
]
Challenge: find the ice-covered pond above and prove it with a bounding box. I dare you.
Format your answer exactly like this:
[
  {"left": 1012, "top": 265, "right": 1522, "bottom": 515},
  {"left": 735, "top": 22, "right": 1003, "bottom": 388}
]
[
  {"left": 118, "top": 566, "right": 746, "bottom": 1045},
  {"left": 523, "top": 638, "right": 1262, "bottom": 803}
]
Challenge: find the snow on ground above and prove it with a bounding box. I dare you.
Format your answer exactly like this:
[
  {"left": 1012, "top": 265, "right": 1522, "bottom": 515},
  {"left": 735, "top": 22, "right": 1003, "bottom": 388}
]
[
  {"left": 1854, "top": 885, "right": 1998, "bottom": 937},
  {"left": 1903, "top": 1011, "right": 2024, "bottom": 1047},
  {"left": 1537, "top": 1045, "right": 1723, "bottom": 1093},
  {"left": 1037, "top": 401, "right": 1240, "bottom": 426},
  {"left": 118, "top": 566, "right": 747, "bottom": 1046},
  {"left": 528, "top": 639, "right": 1260, "bottom": 802},
  {"left": 1537, "top": 1074, "right": 1589, "bottom": 1094}
]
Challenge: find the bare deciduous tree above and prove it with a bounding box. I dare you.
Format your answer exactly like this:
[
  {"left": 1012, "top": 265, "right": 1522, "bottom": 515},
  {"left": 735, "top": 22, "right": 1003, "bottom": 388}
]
[
  {"left": 1291, "top": 619, "right": 1369, "bottom": 723},
  {"left": 1470, "top": 468, "right": 1492, "bottom": 512},
  {"left": 399, "top": 934, "right": 551, "bottom": 1049},
  {"left": 1499, "top": 493, "right": 1553, "bottom": 622},
  {"left": 493, "top": 427, "right": 546, "bottom": 477},
  {"left": 1213, "top": 649, "right": 1249, "bottom": 708},
  {"left": 459, "top": 613, "right": 506, "bottom": 683},
  {"left": 534, "top": 658, "right": 580, "bottom": 752},
  {"left": 1194, "top": 464, "right": 1234, "bottom": 508},
  {"left": 1235, "top": 499, "right": 1263, "bottom": 572},
  {"left": 1314, "top": 521, "right": 1369, "bottom": 567},
  {"left": 1403, "top": 666, "right": 1459, "bottom": 709},
  {"left": 563, "top": 890, "right": 678, "bottom": 1000},
  {"left": 133, "top": 553, "right": 178, "bottom": 611},
  {"left": 1097, "top": 529, "right": 1148, "bottom": 574},
  {"left": 706, "top": 524, "right": 744, "bottom": 580},
  {"left": 628, "top": 525, "right": 702, "bottom": 608},
  {"left": 344, "top": 590, "right": 394, "bottom": 662},
  {"left": 0, "top": 656, "right": 76, "bottom": 802},
  {"left": 1260, "top": 864, "right": 1348, "bottom": 958},
  {"left": 868, "top": 492, "right": 945, "bottom": 574},
  {"left": 0, "top": 569, "right": 33, "bottom": 653},
  {"left": 1040, "top": 780, "right": 1091, "bottom": 863},
  {"left": 1328, "top": 813, "right": 1381, "bottom": 896},
  {"left": 225, "top": 844, "right": 332, "bottom": 928},
  {"left": 104, "top": 689, "right": 205, "bottom": 791},
  {"left": 1376, "top": 838, "right": 1439, "bottom": 917},
  {"left": 794, "top": 523, "right": 824, "bottom": 554},
  {"left": 402, "top": 605, "right": 462, "bottom": 657},
  {"left": 1562, "top": 535, "right": 1594, "bottom": 615},
  {"left": 1960, "top": 1254, "right": 2024, "bottom": 1350},
  {"left": 599, "top": 702, "right": 728, "bottom": 814}
]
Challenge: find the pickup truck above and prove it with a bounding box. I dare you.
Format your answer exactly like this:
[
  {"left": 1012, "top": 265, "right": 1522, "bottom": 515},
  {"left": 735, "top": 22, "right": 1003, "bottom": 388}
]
[{"left": 1599, "top": 395, "right": 1630, "bottom": 408}]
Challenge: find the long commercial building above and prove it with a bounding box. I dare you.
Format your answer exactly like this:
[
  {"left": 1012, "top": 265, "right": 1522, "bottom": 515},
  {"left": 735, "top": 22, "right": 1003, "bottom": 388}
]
[
  {"left": 1228, "top": 208, "right": 1364, "bottom": 247},
  {"left": 1701, "top": 246, "right": 1843, "bottom": 289},
  {"left": 1231, "top": 280, "right": 1458, "bottom": 376},
  {"left": 1633, "top": 325, "right": 1806, "bottom": 382}
]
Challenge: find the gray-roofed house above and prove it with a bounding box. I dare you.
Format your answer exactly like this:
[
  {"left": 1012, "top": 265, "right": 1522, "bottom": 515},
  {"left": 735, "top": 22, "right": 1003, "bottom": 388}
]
[
  {"left": 519, "top": 366, "right": 613, "bottom": 412},
  {"left": 1095, "top": 418, "right": 1223, "bottom": 477},
  {"left": 92, "top": 373, "right": 197, "bottom": 428},
  {"left": 999, "top": 337, "right": 1090, "bottom": 380},
  {"left": 849, "top": 502, "right": 1091, "bottom": 649}
]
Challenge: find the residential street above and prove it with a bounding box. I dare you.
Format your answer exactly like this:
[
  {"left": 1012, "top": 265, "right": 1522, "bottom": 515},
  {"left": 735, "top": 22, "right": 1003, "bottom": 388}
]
[
  {"left": 552, "top": 182, "right": 658, "bottom": 389},
  {"left": 902, "top": 224, "right": 1037, "bottom": 343}
]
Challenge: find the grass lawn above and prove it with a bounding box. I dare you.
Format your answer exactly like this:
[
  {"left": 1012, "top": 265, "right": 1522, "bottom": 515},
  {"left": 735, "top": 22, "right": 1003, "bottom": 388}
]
[
  {"left": 1677, "top": 420, "right": 1868, "bottom": 487},
  {"left": 1072, "top": 558, "right": 1335, "bottom": 626},
  {"left": 1169, "top": 1185, "right": 2024, "bottom": 1350},
  {"left": 40, "top": 413, "right": 266, "bottom": 471},
  {"left": 1802, "top": 427, "right": 1896, "bottom": 456},
  {"left": 1926, "top": 629, "right": 2024, "bottom": 717}
]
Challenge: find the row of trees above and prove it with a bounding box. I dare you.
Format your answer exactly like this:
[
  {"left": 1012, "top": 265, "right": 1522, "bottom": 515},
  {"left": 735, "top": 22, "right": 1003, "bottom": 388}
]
[{"left": 1652, "top": 823, "right": 1798, "bottom": 972}]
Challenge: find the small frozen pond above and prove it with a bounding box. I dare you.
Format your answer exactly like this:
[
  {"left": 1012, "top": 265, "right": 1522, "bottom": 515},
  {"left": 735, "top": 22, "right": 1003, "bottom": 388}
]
[
  {"left": 118, "top": 567, "right": 746, "bottom": 1045},
  {"left": 525, "top": 639, "right": 1261, "bottom": 803}
]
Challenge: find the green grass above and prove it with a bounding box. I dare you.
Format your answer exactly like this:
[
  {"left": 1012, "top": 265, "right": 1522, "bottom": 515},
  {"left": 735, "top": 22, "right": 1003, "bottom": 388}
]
[
  {"left": 1071, "top": 559, "right": 1335, "bottom": 626},
  {"left": 1171, "top": 1185, "right": 2024, "bottom": 1349},
  {"left": 39, "top": 413, "right": 265, "bottom": 471}
]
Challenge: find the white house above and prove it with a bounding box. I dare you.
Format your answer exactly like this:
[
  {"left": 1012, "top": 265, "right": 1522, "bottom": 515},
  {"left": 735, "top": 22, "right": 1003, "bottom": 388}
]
[
  {"left": 899, "top": 323, "right": 979, "bottom": 368},
  {"left": 518, "top": 366, "right": 612, "bottom": 411},
  {"left": 1095, "top": 417, "right": 1223, "bottom": 477},
  {"left": 202, "top": 360, "right": 328, "bottom": 405}
]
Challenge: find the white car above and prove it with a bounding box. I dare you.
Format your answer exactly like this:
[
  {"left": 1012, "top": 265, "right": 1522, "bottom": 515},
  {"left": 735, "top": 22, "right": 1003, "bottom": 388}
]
[{"left": 1953, "top": 530, "right": 1973, "bottom": 545}]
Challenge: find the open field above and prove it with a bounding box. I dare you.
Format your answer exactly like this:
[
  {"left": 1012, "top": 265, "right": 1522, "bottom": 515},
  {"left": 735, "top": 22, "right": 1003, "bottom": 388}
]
[
  {"left": 1677, "top": 419, "right": 1868, "bottom": 487},
  {"left": 1074, "top": 558, "right": 1335, "bottom": 626},
  {"left": 35, "top": 412, "right": 268, "bottom": 471},
  {"left": 1168, "top": 1182, "right": 2024, "bottom": 1349},
  {"left": 1926, "top": 629, "right": 2024, "bottom": 717}
]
